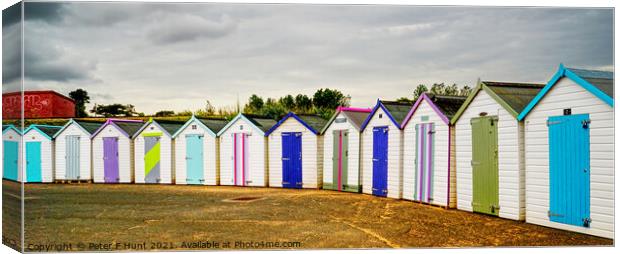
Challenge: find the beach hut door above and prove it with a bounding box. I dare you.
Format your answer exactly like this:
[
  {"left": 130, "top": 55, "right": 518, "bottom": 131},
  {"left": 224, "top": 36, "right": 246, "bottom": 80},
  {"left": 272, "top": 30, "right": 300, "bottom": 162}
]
[
  {"left": 282, "top": 132, "right": 303, "bottom": 189},
  {"left": 103, "top": 137, "right": 120, "bottom": 183},
  {"left": 414, "top": 123, "right": 434, "bottom": 203},
  {"left": 3, "top": 141, "right": 19, "bottom": 181},
  {"left": 66, "top": 135, "right": 81, "bottom": 180},
  {"left": 332, "top": 130, "right": 349, "bottom": 191},
  {"left": 372, "top": 126, "right": 389, "bottom": 197},
  {"left": 471, "top": 116, "right": 499, "bottom": 216},
  {"left": 233, "top": 133, "right": 249, "bottom": 186},
  {"left": 186, "top": 135, "right": 204, "bottom": 184},
  {"left": 144, "top": 136, "right": 161, "bottom": 183},
  {"left": 26, "top": 142, "right": 42, "bottom": 182},
  {"left": 548, "top": 114, "right": 590, "bottom": 227}
]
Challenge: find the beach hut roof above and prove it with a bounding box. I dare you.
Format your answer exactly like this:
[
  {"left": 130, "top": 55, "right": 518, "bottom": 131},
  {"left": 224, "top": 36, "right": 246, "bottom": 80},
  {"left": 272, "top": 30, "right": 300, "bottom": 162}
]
[
  {"left": 24, "top": 124, "right": 62, "bottom": 140},
  {"left": 135, "top": 118, "right": 186, "bottom": 138},
  {"left": 360, "top": 100, "right": 413, "bottom": 131},
  {"left": 2, "top": 125, "right": 21, "bottom": 135},
  {"left": 517, "top": 64, "right": 614, "bottom": 120},
  {"left": 319, "top": 107, "right": 372, "bottom": 134},
  {"left": 171, "top": 115, "right": 229, "bottom": 138},
  {"left": 91, "top": 119, "right": 145, "bottom": 138},
  {"left": 401, "top": 93, "right": 467, "bottom": 128},
  {"left": 450, "top": 80, "right": 544, "bottom": 124},
  {"left": 53, "top": 119, "right": 104, "bottom": 138},
  {"left": 216, "top": 113, "right": 278, "bottom": 136},
  {"left": 265, "top": 112, "right": 328, "bottom": 135}
]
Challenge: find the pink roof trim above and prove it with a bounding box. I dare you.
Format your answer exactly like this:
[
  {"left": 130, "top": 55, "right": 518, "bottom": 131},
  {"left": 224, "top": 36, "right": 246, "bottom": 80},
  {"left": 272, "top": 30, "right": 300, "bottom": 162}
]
[{"left": 336, "top": 106, "right": 372, "bottom": 113}]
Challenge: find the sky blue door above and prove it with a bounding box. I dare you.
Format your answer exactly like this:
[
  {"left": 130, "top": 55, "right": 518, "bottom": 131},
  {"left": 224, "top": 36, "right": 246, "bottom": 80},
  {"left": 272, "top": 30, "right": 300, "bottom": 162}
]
[
  {"left": 548, "top": 114, "right": 591, "bottom": 227},
  {"left": 186, "top": 135, "right": 204, "bottom": 184},
  {"left": 26, "top": 142, "right": 42, "bottom": 183},
  {"left": 372, "top": 126, "right": 388, "bottom": 197},
  {"left": 282, "top": 132, "right": 302, "bottom": 189},
  {"left": 3, "top": 141, "right": 19, "bottom": 181}
]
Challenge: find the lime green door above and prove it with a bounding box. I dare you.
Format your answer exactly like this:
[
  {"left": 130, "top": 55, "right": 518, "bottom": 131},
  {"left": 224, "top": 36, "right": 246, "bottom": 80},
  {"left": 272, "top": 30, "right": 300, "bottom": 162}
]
[{"left": 471, "top": 116, "right": 499, "bottom": 216}]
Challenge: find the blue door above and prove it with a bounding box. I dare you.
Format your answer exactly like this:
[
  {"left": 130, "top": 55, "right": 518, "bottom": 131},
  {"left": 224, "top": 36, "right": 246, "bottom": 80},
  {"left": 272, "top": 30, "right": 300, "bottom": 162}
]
[
  {"left": 186, "top": 135, "right": 204, "bottom": 184},
  {"left": 3, "top": 141, "right": 19, "bottom": 181},
  {"left": 548, "top": 114, "right": 591, "bottom": 227},
  {"left": 282, "top": 132, "right": 302, "bottom": 189},
  {"left": 26, "top": 142, "right": 42, "bottom": 183},
  {"left": 372, "top": 126, "right": 388, "bottom": 197}
]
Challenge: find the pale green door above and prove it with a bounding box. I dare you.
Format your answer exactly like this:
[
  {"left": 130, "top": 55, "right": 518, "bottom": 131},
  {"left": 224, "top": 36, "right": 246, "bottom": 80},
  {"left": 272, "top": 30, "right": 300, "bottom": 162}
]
[{"left": 471, "top": 116, "right": 499, "bottom": 216}]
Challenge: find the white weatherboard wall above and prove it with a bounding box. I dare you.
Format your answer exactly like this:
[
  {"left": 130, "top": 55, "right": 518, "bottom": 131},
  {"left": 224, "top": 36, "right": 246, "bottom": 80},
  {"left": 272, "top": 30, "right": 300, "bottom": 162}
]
[
  {"left": 175, "top": 120, "right": 218, "bottom": 185},
  {"left": 134, "top": 123, "right": 173, "bottom": 184},
  {"left": 323, "top": 112, "right": 361, "bottom": 190},
  {"left": 455, "top": 89, "right": 525, "bottom": 220},
  {"left": 361, "top": 107, "right": 403, "bottom": 199},
  {"left": 55, "top": 123, "right": 92, "bottom": 181},
  {"left": 403, "top": 100, "right": 455, "bottom": 207},
  {"left": 524, "top": 78, "right": 614, "bottom": 238},
  {"left": 268, "top": 118, "right": 322, "bottom": 188},
  {"left": 23, "top": 130, "right": 54, "bottom": 183},
  {"left": 93, "top": 124, "right": 133, "bottom": 183},
  {"left": 3, "top": 129, "right": 22, "bottom": 182},
  {"left": 219, "top": 118, "right": 267, "bottom": 187}
]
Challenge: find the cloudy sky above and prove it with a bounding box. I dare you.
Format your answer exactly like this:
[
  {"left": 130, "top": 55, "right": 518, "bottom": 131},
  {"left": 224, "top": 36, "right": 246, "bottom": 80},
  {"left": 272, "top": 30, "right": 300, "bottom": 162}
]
[{"left": 2, "top": 2, "right": 613, "bottom": 114}]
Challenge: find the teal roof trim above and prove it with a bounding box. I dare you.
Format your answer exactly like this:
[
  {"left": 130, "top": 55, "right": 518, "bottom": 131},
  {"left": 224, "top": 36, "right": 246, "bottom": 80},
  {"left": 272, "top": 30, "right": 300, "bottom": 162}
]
[{"left": 518, "top": 64, "right": 614, "bottom": 121}]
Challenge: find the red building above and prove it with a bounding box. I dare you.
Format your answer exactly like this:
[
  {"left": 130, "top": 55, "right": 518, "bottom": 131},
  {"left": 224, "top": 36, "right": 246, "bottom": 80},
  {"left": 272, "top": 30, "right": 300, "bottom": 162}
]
[{"left": 2, "top": 90, "right": 76, "bottom": 119}]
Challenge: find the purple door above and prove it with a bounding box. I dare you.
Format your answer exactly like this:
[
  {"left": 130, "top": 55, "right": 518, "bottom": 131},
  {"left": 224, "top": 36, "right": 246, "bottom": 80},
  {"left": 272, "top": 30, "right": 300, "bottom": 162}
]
[{"left": 103, "top": 137, "right": 120, "bottom": 183}]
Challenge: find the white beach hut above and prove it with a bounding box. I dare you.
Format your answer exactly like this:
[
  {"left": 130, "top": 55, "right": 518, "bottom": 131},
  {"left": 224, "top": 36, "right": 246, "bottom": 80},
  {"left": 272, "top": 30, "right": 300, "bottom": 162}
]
[
  {"left": 3, "top": 125, "right": 22, "bottom": 182},
  {"left": 400, "top": 93, "right": 466, "bottom": 208},
  {"left": 217, "top": 113, "right": 277, "bottom": 187},
  {"left": 53, "top": 119, "right": 103, "bottom": 182},
  {"left": 320, "top": 107, "right": 371, "bottom": 192},
  {"left": 133, "top": 119, "right": 185, "bottom": 184},
  {"left": 22, "top": 124, "right": 62, "bottom": 183},
  {"left": 518, "top": 65, "right": 614, "bottom": 238},
  {"left": 172, "top": 115, "right": 228, "bottom": 185},
  {"left": 451, "top": 81, "right": 543, "bottom": 220},
  {"left": 265, "top": 112, "right": 328, "bottom": 189},
  {"left": 360, "top": 100, "right": 411, "bottom": 198},
  {"left": 91, "top": 119, "right": 144, "bottom": 183}
]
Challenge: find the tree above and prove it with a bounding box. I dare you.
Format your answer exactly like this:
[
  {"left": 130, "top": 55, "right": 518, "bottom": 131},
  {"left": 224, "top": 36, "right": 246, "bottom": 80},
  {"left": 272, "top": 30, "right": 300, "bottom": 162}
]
[
  {"left": 430, "top": 83, "right": 446, "bottom": 95},
  {"left": 243, "top": 94, "right": 264, "bottom": 114},
  {"left": 155, "top": 110, "right": 175, "bottom": 117},
  {"left": 459, "top": 85, "right": 472, "bottom": 97},
  {"left": 278, "top": 95, "right": 295, "bottom": 110},
  {"left": 395, "top": 97, "right": 413, "bottom": 103},
  {"left": 176, "top": 110, "right": 193, "bottom": 116},
  {"left": 444, "top": 83, "right": 459, "bottom": 96},
  {"left": 260, "top": 99, "right": 286, "bottom": 120},
  {"left": 90, "top": 104, "right": 139, "bottom": 117},
  {"left": 412, "top": 84, "right": 428, "bottom": 101},
  {"left": 312, "top": 88, "right": 346, "bottom": 110},
  {"left": 69, "top": 89, "right": 90, "bottom": 117},
  {"left": 295, "top": 94, "right": 312, "bottom": 112},
  {"left": 204, "top": 100, "right": 216, "bottom": 115}
]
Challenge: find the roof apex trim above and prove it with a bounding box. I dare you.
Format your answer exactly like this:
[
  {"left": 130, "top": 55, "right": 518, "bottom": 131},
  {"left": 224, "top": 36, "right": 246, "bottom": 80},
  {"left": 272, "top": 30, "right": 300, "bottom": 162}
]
[
  {"left": 265, "top": 112, "right": 320, "bottom": 136},
  {"left": 171, "top": 115, "right": 217, "bottom": 138},
  {"left": 360, "top": 99, "right": 403, "bottom": 131},
  {"left": 401, "top": 93, "right": 450, "bottom": 128},
  {"left": 216, "top": 113, "right": 266, "bottom": 136},
  {"left": 517, "top": 64, "right": 614, "bottom": 120}
]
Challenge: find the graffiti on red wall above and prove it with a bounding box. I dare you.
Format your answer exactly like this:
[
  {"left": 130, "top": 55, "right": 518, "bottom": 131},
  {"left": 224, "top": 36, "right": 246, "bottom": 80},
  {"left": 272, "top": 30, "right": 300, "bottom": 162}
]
[{"left": 2, "top": 91, "right": 75, "bottom": 119}]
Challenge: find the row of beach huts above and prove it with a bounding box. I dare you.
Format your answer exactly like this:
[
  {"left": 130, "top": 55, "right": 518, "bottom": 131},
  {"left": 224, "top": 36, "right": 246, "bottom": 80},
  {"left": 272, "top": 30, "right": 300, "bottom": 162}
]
[{"left": 1, "top": 65, "right": 614, "bottom": 238}]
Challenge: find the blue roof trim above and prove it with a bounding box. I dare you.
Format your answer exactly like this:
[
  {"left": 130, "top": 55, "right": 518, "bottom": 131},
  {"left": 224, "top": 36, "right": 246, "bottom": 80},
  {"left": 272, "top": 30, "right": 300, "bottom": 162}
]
[
  {"left": 518, "top": 64, "right": 614, "bottom": 120},
  {"left": 264, "top": 112, "right": 319, "bottom": 136},
  {"left": 172, "top": 115, "right": 217, "bottom": 138},
  {"left": 23, "top": 125, "right": 61, "bottom": 140},
  {"left": 2, "top": 125, "right": 21, "bottom": 135},
  {"left": 360, "top": 99, "right": 401, "bottom": 131}
]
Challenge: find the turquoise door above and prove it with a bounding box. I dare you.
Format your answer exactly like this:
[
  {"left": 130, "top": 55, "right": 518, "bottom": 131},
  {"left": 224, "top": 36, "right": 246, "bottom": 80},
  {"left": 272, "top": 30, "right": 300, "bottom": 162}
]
[
  {"left": 186, "top": 135, "right": 204, "bottom": 184},
  {"left": 548, "top": 114, "right": 591, "bottom": 227},
  {"left": 26, "top": 142, "right": 42, "bottom": 183},
  {"left": 3, "top": 141, "right": 19, "bottom": 181}
]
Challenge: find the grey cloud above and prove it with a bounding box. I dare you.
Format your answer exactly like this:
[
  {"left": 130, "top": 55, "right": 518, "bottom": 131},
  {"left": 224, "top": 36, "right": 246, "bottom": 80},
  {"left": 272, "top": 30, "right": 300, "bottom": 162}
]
[
  {"left": 24, "top": 40, "right": 97, "bottom": 82},
  {"left": 24, "top": 2, "right": 66, "bottom": 24},
  {"left": 147, "top": 13, "right": 238, "bottom": 44}
]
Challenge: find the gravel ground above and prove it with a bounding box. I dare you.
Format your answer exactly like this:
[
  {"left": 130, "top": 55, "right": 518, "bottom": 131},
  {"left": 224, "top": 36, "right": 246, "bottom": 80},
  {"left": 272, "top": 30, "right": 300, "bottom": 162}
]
[{"left": 2, "top": 180, "right": 613, "bottom": 251}]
